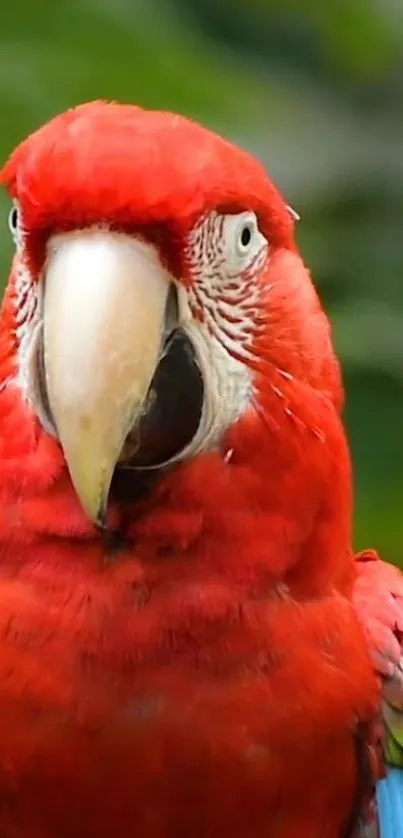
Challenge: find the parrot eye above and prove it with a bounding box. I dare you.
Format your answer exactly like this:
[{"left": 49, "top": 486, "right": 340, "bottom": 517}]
[
  {"left": 237, "top": 217, "right": 256, "bottom": 252},
  {"left": 222, "top": 212, "right": 268, "bottom": 273},
  {"left": 8, "top": 204, "right": 20, "bottom": 243},
  {"left": 240, "top": 225, "right": 252, "bottom": 248}
]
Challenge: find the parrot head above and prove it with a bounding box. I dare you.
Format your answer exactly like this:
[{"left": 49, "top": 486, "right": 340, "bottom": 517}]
[{"left": 0, "top": 101, "right": 343, "bottom": 532}]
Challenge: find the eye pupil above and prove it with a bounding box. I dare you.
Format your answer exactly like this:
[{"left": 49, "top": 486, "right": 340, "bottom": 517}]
[
  {"left": 9, "top": 207, "right": 18, "bottom": 233},
  {"left": 240, "top": 225, "right": 252, "bottom": 247}
]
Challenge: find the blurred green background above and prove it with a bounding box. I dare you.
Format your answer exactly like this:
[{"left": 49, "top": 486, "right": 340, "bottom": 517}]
[{"left": 0, "top": 0, "right": 402, "bottom": 561}]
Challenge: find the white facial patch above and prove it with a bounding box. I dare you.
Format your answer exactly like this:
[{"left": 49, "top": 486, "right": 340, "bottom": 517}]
[
  {"left": 8, "top": 202, "right": 44, "bottom": 405},
  {"left": 174, "top": 210, "right": 270, "bottom": 459}
]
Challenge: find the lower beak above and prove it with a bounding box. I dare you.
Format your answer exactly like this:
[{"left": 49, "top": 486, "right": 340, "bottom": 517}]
[{"left": 43, "top": 230, "right": 170, "bottom": 526}]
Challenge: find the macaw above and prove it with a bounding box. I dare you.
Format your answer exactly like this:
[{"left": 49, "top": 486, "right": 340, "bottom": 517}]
[{"left": 0, "top": 99, "right": 390, "bottom": 838}]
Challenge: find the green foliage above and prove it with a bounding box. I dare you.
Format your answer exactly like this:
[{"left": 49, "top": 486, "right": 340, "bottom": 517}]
[{"left": 0, "top": 0, "right": 402, "bottom": 561}]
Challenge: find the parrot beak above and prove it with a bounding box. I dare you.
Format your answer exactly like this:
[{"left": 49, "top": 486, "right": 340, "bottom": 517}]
[{"left": 42, "top": 230, "right": 171, "bottom": 526}]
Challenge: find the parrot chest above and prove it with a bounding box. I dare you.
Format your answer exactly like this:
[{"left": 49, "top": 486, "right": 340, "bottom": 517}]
[{"left": 0, "top": 544, "right": 377, "bottom": 838}]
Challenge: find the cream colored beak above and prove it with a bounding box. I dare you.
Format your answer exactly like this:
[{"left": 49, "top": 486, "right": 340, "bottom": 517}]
[{"left": 43, "top": 229, "right": 170, "bottom": 525}]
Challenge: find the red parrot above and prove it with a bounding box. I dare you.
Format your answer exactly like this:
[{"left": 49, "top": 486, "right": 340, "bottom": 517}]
[{"left": 0, "top": 100, "right": 383, "bottom": 838}]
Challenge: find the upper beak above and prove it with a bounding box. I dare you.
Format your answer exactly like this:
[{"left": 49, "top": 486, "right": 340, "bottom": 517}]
[{"left": 43, "top": 229, "right": 171, "bottom": 526}]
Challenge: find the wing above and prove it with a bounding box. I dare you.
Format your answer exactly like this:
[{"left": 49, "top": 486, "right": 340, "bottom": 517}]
[
  {"left": 353, "top": 550, "right": 403, "bottom": 837},
  {"left": 354, "top": 548, "right": 403, "bottom": 768}
]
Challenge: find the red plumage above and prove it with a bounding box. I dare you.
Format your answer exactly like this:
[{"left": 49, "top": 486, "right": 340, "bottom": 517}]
[{"left": 0, "top": 101, "right": 380, "bottom": 837}]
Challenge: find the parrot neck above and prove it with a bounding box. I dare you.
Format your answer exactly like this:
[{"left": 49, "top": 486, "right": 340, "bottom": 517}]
[{"left": 0, "top": 410, "right": 353, "bottom": 602}]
